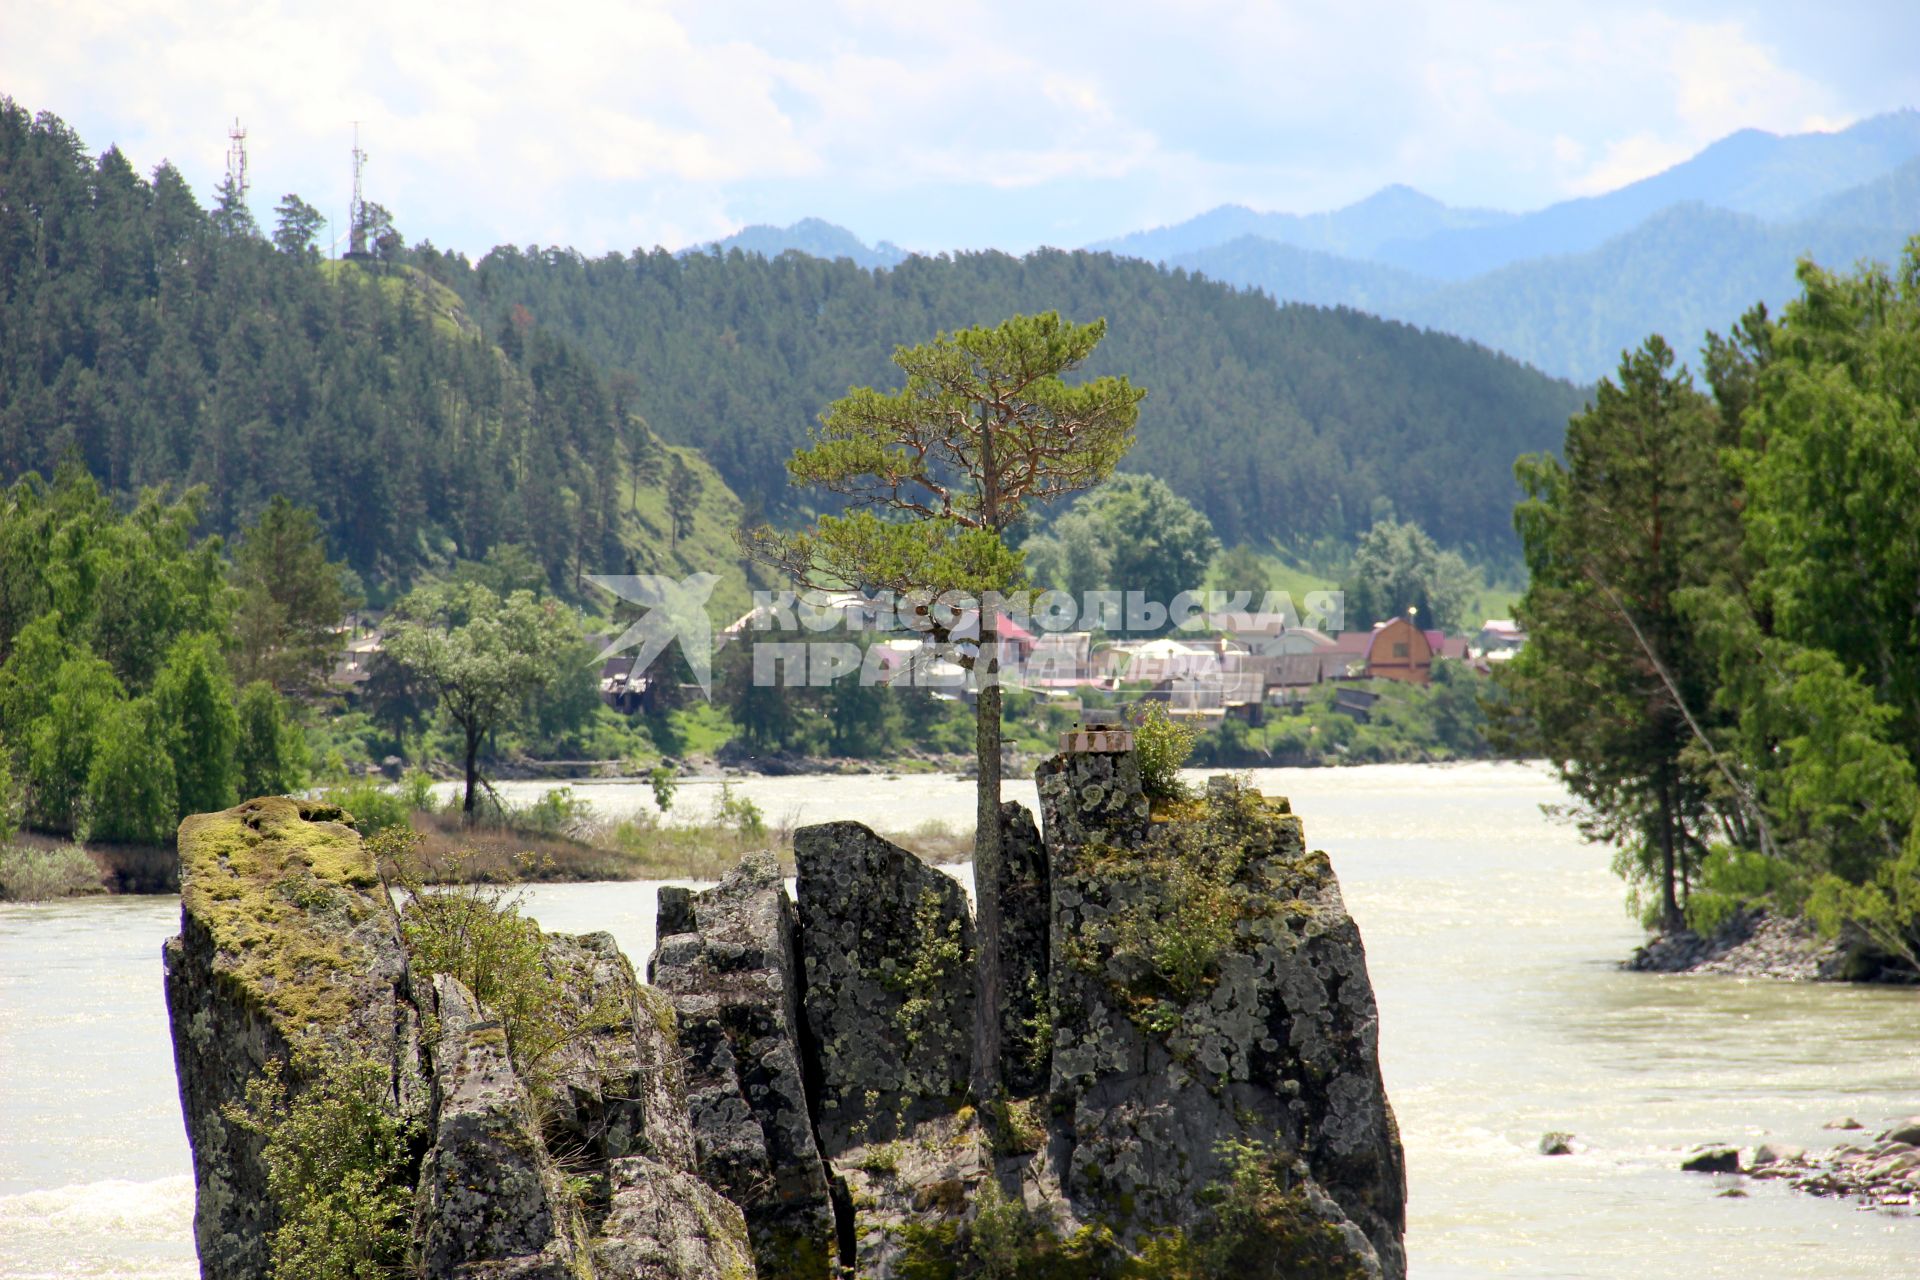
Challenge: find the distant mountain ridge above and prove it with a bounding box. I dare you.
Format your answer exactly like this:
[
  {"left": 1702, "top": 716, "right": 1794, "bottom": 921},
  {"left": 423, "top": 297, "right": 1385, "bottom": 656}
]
[
  {"left": 1134, "top": 110, "right": 1920, "bottom": 380},
  {"left": 721, "top": 111, "right": 1920, "bottom": 383},
  {"left": 1131, "top": 110, "right": 1920, "bottom": 281},
  {"left": 695, "top": 217, "right": 907, "bottom": 269},
  {"left": 1089, "top": 184, "right": 1513, "bottom": 264}
]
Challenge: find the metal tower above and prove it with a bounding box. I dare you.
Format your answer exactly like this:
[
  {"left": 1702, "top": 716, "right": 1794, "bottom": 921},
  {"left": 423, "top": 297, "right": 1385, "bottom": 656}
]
[
  {"left": 225, "top": 118, "right": 249, "bottom": 198},
  {"left": 347, "top": 123, "right": 370, "bottom": 259}
]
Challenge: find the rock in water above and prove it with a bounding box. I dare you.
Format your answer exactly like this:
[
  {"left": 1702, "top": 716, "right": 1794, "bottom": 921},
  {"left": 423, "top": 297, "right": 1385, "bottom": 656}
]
[
  {"left": 793, "top": 820, "right": 976, "bottom": 1155},
  {"left": 649, "top": 849, "right": 836, "bottom": 1279},
  {"left": 1539, "top": 1133, "right": 1575, "bottom": 1156},
  {"left": 166, "top": 796, "right": 752, "bottom": 1280},
  {"left": 162, "top": 797, "right": 426, "bottom": 1280},
  {"left": 1036, "top": 759, "right": 1408, "bottom": 1280},
  {"left": 1681, "top": 1146, "right": 1742, "bottom": 1174},
  {"left": 1883, "top": 1117, "right": 1920, "bottom": 1147}
]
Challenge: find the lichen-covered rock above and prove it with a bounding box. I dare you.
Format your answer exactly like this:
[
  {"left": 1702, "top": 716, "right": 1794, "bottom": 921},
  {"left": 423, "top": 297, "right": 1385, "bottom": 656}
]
[
  {"left": 834, "top": 1109, "right": 995, "bottom": 1280},
  {"left": 540, "top": 931, "right": 698, "bottom": 1174},
  {"left": 416, "top": 975, "right": 581, "bottom": 1279},
  {"left": 996, "top": 802, "right": 1051, "bottom": 1098},
  {"left": 1035, "top": 749, "right": 1153, "bottom": 853},
  {"left": 591, "top": 1155, "right": 756, "bottom": 1279},
  {"left": 1035, "top": 759, "right": 1407, "bottom": 1280},
  {"left": 794, "top": 820, "right": 976, "bottom": 1155},
  {"left": 648, "top": 850, "right": 837, "bottom": 1279},
  {"left": 162, "top": 796, "right": 425, "bottom": 1280}
]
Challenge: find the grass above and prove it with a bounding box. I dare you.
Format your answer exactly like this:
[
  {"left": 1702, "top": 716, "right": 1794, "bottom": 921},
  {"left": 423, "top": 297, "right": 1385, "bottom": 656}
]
[
  {"left": 404, "top": 801, "right": 977, "bottom": 885},
  {"left": 614, "top": 443, "right": 755, "bottom": 626}
]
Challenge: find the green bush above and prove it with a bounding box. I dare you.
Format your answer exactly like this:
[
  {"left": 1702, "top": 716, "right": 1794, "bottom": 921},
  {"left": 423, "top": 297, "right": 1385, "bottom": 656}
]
[
  {"left": 389, "top": 827, "right": 615, "bottom": 1094},
  {"left": 399, "top": 769, "right": 438, "bottom": 811},
  {"left": 1685, "top": 845, "right": 1800, "bottom": 934},
  {"left": 1808, "top": 827, "right": 1920, "bottom": 975},
  {"left": 1132, "top": 701, "right": 1198, "bottom": 802},
  {"left": 713, "top": 781, "right": 766, "bottom": 839},
  {"left": 228, "top": 1054, "right": 418, "bottom": 1280},
  {"left": 320, "top": 780, "right": 410, "bottom": 836},
  {"left": 0, "top": 843, "right": 103, "bottom": 900},
  {"left": 508, "top": 786, "right": 596, "bottom": 840}
]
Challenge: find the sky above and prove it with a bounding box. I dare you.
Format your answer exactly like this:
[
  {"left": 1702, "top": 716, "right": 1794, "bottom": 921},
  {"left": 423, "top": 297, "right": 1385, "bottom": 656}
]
[{"left": 4, "top": 0, "right": 1916, "bottom": 258}]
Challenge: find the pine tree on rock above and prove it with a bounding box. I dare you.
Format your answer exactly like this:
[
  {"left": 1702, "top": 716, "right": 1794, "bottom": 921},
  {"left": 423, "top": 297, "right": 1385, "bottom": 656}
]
[{"left": 749, "top": 311, "right": 1143, "bottom": 1096}]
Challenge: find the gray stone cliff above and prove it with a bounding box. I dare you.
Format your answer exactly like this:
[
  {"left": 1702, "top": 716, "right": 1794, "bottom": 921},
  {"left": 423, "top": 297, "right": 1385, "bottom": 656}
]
[{"left": 165, "top": 798, "right": 752, "bottom": 1280}]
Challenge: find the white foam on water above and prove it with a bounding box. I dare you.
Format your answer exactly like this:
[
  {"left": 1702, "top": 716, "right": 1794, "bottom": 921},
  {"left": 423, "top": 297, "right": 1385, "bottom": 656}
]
[{"left": 0, "top": 1175, "right": 196, "bottom": 1278}]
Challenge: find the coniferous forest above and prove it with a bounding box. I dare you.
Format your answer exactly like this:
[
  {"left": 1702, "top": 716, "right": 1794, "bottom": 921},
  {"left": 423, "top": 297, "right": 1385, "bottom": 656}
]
[
  {"left": 438, "top": 241, "right": 1588, "bottom": 556},
  {"left": 0, "top": 102, "right": 723, "bottom": 596},
  {"left": 1, "top": 101, "right": 1587, "bottom": 601}
]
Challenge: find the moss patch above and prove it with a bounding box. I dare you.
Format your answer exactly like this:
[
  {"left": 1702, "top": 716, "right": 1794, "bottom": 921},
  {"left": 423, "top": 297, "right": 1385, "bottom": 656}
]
[{"left": 177, "top": 796, "right": 389, "bottom": 1031}]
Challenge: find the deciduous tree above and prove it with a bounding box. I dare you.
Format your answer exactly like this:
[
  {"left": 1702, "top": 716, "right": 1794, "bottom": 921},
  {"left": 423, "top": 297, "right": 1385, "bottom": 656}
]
[{"left": 383, "top": 583, "right": 568, "bottom": 818}]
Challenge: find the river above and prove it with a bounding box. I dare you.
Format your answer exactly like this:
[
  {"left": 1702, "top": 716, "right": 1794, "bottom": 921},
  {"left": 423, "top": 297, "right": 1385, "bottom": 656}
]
[{"left": 2, "top": 762, "right": 1915, "bottom": 1277}]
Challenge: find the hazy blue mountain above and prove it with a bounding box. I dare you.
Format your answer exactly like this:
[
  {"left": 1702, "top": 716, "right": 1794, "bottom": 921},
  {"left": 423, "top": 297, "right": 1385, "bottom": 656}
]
[
  {"left": 1097, "top": 112, "right": 1920, "bottom": 283},
  {"left": 1794, "top": 153, "right": 1920, "bottom": 226},
  {"left": 1372, "top": 111, "right": 1920, "bottom": 279},
  {"left": 1402, "top": 203, "right": 1913, "bottom": 381},
  {"left": 1167, "top": 236, "right": 1438, "bottom": 312},
  {"left": 1090, "top": 184, "right": 1512, "bottom": 263},
  {"left": 697, "top": 217, "right": 907, "bottom": 269}
]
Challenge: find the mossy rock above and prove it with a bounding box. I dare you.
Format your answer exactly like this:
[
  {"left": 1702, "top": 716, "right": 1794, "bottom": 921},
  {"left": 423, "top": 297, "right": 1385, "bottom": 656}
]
[{"left": 176, "top": 796, "right": 392, "bottom": 1033}]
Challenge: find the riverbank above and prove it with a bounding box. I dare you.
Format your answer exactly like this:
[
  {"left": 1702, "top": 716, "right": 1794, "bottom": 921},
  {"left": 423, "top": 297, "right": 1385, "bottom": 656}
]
[{"left": 1624, "top": 906, "right": 1916, "bottom": 985}]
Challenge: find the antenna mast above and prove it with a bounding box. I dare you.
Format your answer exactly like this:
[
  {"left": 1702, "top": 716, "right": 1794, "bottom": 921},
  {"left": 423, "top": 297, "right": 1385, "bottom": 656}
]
[
  {"left": 348, "top": 122, "right": 370, "bottom": 259},
  {"left": 225, "top": 118, "right": 249, "bottom": 198}
]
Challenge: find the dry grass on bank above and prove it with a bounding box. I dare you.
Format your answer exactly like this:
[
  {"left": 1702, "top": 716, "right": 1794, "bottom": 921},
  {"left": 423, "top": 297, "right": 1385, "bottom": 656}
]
[
  {"left": 406, "top": 807, "right": 793, "bottom": 883},
  {"left": 0, "top": 835, "right": 108, "bottom": 901},
  {"left": 406, "top": 810, "right": 978, "bottom": 885}
]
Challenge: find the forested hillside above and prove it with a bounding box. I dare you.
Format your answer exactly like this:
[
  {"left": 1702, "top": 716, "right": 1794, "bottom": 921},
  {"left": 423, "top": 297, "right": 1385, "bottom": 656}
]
[
  {"left": 0, "top": 102, "right": 750, "bottom": 609},
  {"left": 433, "top": 245, "right": 1587, "bottom": 557}
]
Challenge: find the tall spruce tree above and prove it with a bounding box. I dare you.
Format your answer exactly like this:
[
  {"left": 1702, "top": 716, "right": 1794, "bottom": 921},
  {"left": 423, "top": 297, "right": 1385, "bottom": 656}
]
[{"left": 1497, "top": 337, "right": 1737, "bottom": 928}]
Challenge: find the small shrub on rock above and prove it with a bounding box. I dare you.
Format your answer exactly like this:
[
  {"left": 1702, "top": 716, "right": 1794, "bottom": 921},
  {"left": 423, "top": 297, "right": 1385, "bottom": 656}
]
[
  {"left": 226, "top": 1053, "right": 419, "bottom": 1280},
  {"left": 1132, "top": 701, "right": 1198, "bottom": 803}
]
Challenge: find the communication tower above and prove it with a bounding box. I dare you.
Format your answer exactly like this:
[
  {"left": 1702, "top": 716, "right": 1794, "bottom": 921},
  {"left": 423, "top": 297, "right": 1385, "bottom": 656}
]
[
  {"left": 346, "top": 123, "right": 371, "bottom": 259},
  {"left": 225, "top": 118, "right": 249, "bottom": 198}
]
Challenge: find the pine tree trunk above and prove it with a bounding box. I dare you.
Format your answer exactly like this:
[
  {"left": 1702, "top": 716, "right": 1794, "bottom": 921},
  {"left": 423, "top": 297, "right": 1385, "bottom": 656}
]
[{"left": 972, "top": 611, "right": 1004, "bottom": 1099}]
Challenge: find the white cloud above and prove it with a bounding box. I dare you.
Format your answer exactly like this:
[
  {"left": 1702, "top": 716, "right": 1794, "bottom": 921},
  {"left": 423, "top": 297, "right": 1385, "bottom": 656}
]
[{"left": 0, "top": 0, "right": 1899, "bottom": 255}]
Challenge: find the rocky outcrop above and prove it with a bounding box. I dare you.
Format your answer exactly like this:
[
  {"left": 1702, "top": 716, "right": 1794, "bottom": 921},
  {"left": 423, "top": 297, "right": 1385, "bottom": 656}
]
[
  {"left": 1036, "top": 757, "right": 1407, "bottom": 1279},
  {"left": 416, "top": 975, "right": 580, "bottom": 1278},
  {"left": 166, "top": 798, "right": 751, "bottom": 1280},
  {"left": 171, "top": 748, "right": 1408, "bottom": 1280},
  {"left": 647, "top": 850, "right": 837, "bottom": 1279},
  {"left": 163, "top": 796, "right": 426, "bottom": 1280},
  {"left": 794, "top": 821, "right": 976, "bottom": 1154},
  {"left": 663, "top": 752, "right": 1405, "bottom": 1279}
]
